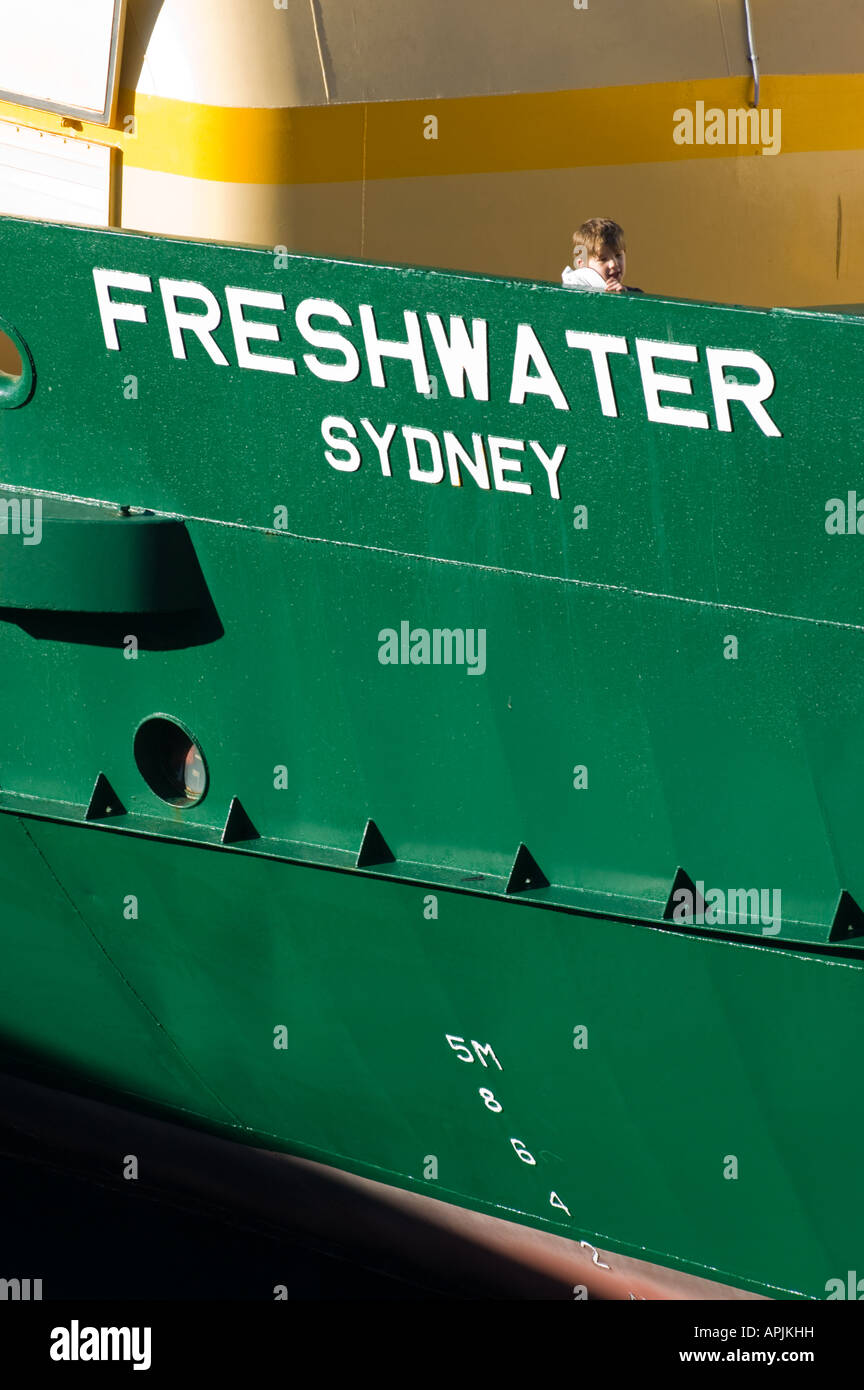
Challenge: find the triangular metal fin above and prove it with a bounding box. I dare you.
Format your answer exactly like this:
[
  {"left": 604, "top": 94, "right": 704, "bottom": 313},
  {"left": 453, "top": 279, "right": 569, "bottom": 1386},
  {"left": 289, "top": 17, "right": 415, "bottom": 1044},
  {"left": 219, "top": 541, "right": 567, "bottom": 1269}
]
[
  {"left": 85, "top": 772, "right": 125, "bottom": 821},
  {"left": 356, "top": 819, "right": 395, "bottom": 868},
  {"left": 829, "top": 890, "right": 864, "bottom": 943},
  {"left": 663, "top": 867, "right": 706, "bottom": 923},
  {"left": 505, "top": 843, "right": 549, "bottom": 894},
  {"left": 221, "top": 797, "right": 259, "bottom": 844}
]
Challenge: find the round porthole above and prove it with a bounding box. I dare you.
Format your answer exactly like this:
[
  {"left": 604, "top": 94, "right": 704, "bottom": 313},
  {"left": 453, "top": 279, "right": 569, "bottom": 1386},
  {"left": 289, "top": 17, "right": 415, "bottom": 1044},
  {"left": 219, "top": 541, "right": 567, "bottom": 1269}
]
[
  {"left": 134, "top": 717, "right": 208, "bottom": 806},
  {"left": 0, "top": 318, "right": 35, "bottom": 409}
]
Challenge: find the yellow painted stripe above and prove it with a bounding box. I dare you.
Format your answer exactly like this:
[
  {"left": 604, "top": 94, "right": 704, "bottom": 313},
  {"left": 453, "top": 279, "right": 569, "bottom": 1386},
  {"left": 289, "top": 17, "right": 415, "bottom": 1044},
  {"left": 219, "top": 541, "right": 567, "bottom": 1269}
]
[
  {"left": 0, "top": 101, "right": 126, "bottom": 151},
  {"left": 1, "top": 74, "right": 863, "bottom": 187}
]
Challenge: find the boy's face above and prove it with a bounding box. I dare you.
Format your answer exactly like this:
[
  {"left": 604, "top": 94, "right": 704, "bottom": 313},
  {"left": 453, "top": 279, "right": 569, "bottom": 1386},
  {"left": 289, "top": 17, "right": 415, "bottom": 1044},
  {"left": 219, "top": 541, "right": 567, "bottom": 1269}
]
[{"left": 578, "top": 241, "right": 626, "bottom": 287}]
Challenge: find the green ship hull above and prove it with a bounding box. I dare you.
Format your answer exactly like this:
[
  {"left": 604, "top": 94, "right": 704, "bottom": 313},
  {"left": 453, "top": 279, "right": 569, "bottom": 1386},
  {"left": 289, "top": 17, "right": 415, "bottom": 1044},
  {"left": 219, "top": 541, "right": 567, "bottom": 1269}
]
[{"left": 1, "top": 215, "right": 863, "bottom": 1300}]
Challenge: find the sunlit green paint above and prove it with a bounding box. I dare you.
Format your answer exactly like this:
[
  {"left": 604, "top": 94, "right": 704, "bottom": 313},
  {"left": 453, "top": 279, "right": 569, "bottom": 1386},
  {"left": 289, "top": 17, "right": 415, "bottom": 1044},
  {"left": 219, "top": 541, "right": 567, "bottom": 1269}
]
[{"left": 0, "top": 215, "right": 863, "bottom": 1298}]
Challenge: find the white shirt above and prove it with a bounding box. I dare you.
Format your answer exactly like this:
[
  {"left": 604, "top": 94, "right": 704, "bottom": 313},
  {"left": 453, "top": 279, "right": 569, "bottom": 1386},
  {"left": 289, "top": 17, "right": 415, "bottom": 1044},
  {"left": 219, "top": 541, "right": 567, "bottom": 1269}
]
[{"left": 561, "top": 265, "right": 606, "bottom": 291}]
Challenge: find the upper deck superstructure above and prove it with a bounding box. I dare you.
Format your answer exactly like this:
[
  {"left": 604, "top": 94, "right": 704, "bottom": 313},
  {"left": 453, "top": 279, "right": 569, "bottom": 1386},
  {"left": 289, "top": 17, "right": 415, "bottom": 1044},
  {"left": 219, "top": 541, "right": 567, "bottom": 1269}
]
[{"left": 0, "top": 1, "right": 863, "bottom": 306}]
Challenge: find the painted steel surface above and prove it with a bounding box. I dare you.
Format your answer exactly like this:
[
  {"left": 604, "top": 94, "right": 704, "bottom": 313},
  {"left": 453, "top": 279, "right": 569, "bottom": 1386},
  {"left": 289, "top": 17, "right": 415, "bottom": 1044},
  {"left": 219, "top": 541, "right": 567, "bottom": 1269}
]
[
  {"left": 0, "top": 215, "right": 862, "bottom": 1297},
  {"left": 0, "top": 815, "right": 857, "bottom": 1300},
  {"left": 4, "top": 0, "right": 863, "bottom": 306}
]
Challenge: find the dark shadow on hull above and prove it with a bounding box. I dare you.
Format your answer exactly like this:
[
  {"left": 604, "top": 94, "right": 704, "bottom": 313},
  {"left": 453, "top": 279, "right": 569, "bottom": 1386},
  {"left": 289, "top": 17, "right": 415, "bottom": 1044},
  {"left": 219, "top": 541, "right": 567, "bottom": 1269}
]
[
  {"left": 0, "top": 1044, "right": 760, "bottom": 1301},
  {"left": 0, "top": 604, "right": 223, "bottom": 650}
]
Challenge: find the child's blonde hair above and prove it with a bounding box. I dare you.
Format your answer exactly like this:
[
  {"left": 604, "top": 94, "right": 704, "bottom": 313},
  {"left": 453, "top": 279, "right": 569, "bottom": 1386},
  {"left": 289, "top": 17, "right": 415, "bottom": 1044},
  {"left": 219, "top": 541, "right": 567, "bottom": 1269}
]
[{"left": 573, "top": 218, "right": 626, "bottom": 266}]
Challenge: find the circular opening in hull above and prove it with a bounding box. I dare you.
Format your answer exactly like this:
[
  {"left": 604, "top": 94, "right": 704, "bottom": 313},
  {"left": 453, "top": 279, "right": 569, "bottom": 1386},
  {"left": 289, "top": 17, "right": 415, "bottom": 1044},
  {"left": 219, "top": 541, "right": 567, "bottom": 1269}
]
[
  {"left": 134, "top": 717, "right": 208, "bottom": 807},
  {"left": 0, "top": 320, "right": 33, "bottom": 408},
  {"left": 0, "top": 328, "right": 22, "bottom": 381}
]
